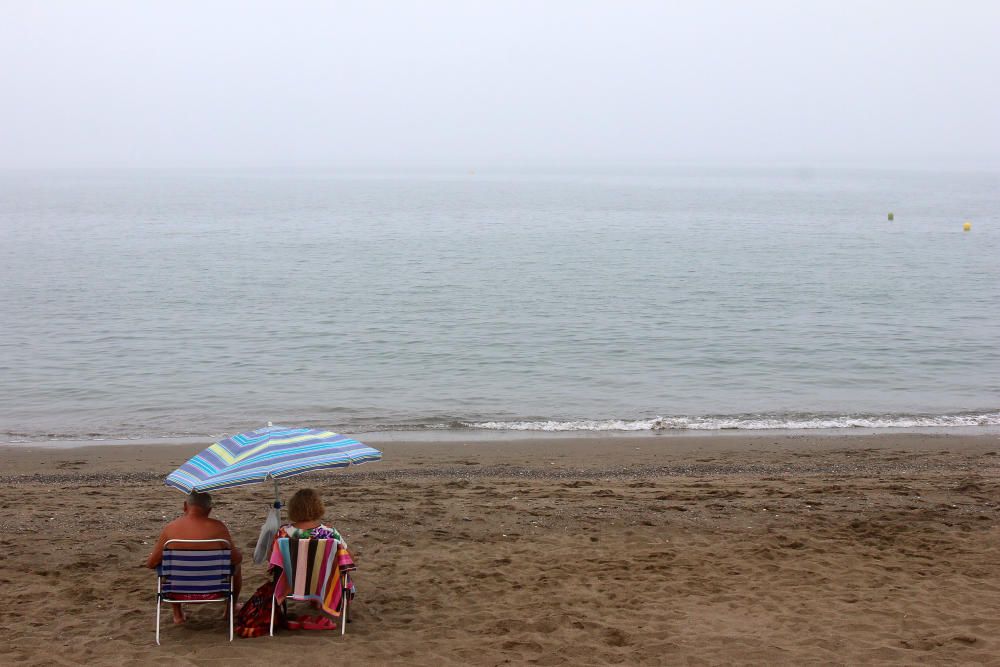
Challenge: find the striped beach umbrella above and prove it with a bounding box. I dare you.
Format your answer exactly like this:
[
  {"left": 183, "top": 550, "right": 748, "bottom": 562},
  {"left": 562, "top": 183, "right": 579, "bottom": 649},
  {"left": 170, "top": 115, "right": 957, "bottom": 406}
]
[{"left": 165, "top": 424, "right": 382, "bottom": 493}]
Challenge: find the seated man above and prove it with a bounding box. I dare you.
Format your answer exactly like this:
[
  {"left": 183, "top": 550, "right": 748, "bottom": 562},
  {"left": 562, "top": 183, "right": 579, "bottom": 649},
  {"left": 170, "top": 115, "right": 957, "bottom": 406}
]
[{"left": 146, "top": 491, "right": 243, "bottom": 624}]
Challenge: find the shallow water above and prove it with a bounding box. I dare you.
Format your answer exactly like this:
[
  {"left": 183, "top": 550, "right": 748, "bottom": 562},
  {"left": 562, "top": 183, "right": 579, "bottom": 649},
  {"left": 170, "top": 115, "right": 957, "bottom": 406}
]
[{"left": 1, "top": 167, "right": 997, "bottom": 440}]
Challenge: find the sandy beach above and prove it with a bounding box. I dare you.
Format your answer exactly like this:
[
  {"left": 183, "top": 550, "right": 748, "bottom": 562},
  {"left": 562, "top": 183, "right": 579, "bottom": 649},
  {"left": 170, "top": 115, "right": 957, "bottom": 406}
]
[{"left": 1, "top": 432, "right": 999, "bottom": 665}]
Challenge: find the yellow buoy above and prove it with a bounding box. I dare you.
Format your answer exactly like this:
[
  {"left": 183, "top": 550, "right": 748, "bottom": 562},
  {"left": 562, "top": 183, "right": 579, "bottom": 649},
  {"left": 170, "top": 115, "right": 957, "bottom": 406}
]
[
  {"left": 963, "top": 221, "right": 972, "bottom": 231},
  {"left": 888, "top": 212, "right": 894, "bottom": 221}
]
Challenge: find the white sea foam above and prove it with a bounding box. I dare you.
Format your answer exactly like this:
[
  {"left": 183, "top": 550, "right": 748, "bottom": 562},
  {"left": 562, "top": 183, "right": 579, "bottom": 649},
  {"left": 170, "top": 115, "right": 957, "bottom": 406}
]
[{"left": 466, "top": 412, "right": 1000, "bottom": 432}]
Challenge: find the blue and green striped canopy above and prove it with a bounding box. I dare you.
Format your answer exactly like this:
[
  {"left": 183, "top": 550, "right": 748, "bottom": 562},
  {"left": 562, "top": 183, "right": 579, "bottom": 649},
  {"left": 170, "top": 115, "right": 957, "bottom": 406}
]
[{"left": 165, "top": 425, "right": 382, "bottom": 493}]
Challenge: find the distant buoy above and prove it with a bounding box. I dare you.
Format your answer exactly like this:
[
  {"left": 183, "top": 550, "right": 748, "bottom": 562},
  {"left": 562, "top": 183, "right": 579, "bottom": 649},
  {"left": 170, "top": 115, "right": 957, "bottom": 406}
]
[
  {"left": 963, "top": 221, "right": 972, "bottom": 231},
  {"left": 888, "top": 212, "right": 894, "bottom": 221}
]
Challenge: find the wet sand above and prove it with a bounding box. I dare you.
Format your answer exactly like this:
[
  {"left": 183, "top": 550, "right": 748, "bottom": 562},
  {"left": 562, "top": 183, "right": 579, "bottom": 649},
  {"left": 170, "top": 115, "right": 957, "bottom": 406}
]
[{"left": 1, "top": 432, "right": 999, "bottom": 665}]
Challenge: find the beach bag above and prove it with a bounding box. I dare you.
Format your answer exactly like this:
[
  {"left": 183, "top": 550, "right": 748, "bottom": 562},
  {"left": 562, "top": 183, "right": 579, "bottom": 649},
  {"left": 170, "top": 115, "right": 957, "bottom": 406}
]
[
  {"left": 253, "top": 505, "right": 282, "bottom": 564},
  {"left": 236, "top": 581, "right": 284, "bottom": 638}
]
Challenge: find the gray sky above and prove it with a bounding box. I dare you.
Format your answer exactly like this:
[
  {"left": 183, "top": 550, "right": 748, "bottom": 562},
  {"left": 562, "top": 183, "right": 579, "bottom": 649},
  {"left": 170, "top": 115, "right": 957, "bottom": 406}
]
[{"left": 2, "top": 1, "right": 998, "bottom": 168}]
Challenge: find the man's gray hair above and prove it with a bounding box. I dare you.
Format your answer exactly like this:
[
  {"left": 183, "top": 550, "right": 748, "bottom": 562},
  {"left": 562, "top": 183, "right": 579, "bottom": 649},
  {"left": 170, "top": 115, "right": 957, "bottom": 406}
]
[{"left": 186, "top": 490, "right": 213, "bottom": 510}]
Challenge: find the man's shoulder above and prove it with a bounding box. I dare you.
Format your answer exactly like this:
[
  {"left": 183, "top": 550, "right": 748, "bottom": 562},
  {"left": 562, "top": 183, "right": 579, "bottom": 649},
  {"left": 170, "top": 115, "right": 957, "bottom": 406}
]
[
  {"left": 161, "top": 515, "right": 186, "bottom": 533},
  {"left": 207, "top": 516, "right": 232, "bottom": 531}
]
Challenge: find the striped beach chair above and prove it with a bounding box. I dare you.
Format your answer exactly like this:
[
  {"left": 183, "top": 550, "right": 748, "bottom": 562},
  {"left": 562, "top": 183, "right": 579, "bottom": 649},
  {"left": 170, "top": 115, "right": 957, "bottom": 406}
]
[
  {"left": 270, "top": 538, "right": 354, "bottom": 636},
  {"left": 155, "top": 539, "right": 235, "bottom": 645}
]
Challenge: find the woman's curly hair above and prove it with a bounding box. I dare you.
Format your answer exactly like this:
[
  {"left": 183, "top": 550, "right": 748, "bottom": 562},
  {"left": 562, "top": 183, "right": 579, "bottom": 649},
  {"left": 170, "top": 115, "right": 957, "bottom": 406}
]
[{"left": 287, "top": 488, "right": 325, "bottom": 523}]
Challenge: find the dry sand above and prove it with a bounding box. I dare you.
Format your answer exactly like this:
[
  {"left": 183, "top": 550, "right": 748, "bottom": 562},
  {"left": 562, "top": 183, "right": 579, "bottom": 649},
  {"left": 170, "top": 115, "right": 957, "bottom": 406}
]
[{"left": 1, "top": 432, "right": 999, "bottom": 665}]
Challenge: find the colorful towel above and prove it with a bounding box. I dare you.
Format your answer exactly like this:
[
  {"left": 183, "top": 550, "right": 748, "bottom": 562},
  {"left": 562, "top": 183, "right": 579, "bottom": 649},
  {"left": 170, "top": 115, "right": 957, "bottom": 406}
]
[
  {"left": 236, "top": 581, "right": 283, "bottom": 638},
  {"left": 270, "top": 538, "right": 355, "bottom": 617}
]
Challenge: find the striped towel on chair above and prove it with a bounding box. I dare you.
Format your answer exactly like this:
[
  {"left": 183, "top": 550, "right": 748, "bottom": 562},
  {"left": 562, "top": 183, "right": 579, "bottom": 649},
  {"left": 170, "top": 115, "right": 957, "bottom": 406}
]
[{"left": 274, "top": 538, "right": 355, "bottom": 616}]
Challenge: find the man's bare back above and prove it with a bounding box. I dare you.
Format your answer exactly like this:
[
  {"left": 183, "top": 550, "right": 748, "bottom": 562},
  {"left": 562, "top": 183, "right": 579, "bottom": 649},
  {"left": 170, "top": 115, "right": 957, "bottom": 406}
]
[{"left": 145, "top": 513, "right": 241, "bottom": 567}]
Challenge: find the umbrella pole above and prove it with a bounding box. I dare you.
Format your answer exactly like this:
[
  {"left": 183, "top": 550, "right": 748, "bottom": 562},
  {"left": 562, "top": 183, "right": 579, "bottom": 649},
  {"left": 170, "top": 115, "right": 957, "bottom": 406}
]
[{"left": 272, "top": 476, "right": 281, "bottom": 509}]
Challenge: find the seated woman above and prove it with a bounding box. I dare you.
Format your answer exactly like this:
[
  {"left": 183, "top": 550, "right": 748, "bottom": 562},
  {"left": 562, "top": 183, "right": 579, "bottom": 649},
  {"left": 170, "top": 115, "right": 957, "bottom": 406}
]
[
  {"left": 269, "top": 488, "right": 353, "bottom": 630},
  {"left": 275, "top": 487, "right": 345, "bottom": 545}
]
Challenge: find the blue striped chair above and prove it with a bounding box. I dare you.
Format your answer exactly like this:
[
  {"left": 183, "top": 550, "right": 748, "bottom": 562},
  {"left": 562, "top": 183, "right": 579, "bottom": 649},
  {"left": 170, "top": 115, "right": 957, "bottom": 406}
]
[{"left": 155, "top": 539, "right": 235, "bottom": 644}]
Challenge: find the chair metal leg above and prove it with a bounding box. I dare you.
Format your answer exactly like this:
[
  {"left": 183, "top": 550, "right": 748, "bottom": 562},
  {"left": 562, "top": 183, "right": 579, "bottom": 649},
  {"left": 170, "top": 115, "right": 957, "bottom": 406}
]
[
  {"left": 341, "top": 575, "right": 348, "bottom": 636},
  {"left": 269, "top": 592, "right": 276, "bottom": 636},
  {"left": 341, "top": 596, "right": 347, "bottom": 636},
  {"left": 155, "top": 577, "right": 162, "bottom": 645},
  {"left": 229, "top": 595, "right": 234, "bottom": 641}
]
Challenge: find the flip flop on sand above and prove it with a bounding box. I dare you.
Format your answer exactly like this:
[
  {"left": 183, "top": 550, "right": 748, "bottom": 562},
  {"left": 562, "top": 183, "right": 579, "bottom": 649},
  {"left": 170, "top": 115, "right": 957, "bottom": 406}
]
[
  {"left": 285, "top": 615, "right": 314, "bottom": 630},
  {"left": 301, "top": 615, "right": 337, "bottom": 631},
  {"left": 287, "top": 614, "right": 325, "bottom": 630}
]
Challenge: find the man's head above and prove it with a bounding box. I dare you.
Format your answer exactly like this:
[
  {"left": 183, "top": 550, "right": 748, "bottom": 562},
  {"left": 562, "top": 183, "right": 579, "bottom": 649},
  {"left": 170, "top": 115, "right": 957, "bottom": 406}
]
[{"left": 184, "top": 490, "right": 213, "bottom": 515}]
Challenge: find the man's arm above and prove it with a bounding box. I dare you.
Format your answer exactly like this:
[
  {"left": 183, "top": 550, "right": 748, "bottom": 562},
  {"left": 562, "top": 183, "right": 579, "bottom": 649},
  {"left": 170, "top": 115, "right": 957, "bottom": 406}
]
[
  {"left": 145, "top": 529, "right": 169, "bottom": 569},
  {"left": 220, "top": 523, "right": 242, "bottom": 565}
]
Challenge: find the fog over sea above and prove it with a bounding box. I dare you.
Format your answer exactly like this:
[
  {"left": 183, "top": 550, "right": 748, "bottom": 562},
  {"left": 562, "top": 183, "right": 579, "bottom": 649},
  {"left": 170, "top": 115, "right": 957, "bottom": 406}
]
[{"left": 1, "top": 167, "right": 998, "bottom": 442}]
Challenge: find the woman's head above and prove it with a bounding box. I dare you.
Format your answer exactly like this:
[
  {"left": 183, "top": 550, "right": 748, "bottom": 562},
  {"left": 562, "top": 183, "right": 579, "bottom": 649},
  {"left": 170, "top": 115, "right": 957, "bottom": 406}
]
[{"left": 288, "top": 488, "right": 325, "bottom": 523}]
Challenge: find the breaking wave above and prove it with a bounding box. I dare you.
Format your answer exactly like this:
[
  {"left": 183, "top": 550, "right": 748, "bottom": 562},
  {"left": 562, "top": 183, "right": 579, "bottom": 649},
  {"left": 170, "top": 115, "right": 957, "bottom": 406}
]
[
  {"left": 4, "top": 410, "right": 998, "bottom": 443},
  {"left": 465, "top": 411, "right": 1000, "bottom": 432}
]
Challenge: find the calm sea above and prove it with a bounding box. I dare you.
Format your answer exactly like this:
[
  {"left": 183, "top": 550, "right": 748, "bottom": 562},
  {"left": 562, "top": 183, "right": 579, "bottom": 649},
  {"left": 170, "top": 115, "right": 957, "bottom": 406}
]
[{"left": 1, "top": 167, "right": 998, "bottom": 442}]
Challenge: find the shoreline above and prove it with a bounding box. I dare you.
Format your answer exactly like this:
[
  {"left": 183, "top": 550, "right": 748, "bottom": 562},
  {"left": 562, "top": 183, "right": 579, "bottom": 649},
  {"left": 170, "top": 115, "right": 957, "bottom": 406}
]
[
  {"left": 3, "top": 423, "right": 1000, "bottom": 450},
  {"left": 3, "top": 431, "right": 1000, "bottom": 473}
]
